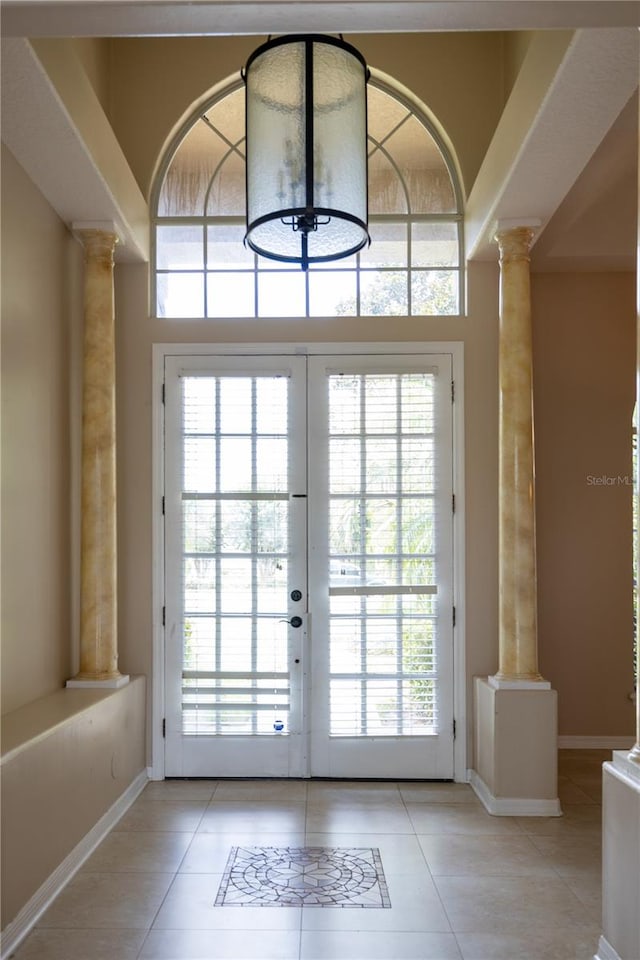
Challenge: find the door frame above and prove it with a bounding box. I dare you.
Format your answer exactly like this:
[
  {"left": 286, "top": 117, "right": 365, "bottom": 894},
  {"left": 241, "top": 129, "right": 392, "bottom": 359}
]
[{"left": 151, "top": 341, "right": 466, "bottom": 782}]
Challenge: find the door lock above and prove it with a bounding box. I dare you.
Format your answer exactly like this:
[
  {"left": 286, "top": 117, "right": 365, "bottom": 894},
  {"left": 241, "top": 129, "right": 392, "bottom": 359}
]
[
  {"left": 290, "top": 589, "right": 303, "bottom": 602},
  {"left": 288, "top": 615, "right": 303, "bottom": 628}
]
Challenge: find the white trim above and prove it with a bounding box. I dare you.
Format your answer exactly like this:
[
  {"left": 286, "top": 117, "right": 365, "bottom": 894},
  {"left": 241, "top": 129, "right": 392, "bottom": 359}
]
[
  {"left": 154, "top": 342, "right": 465, "bottom": 358},
  {"left": 151, "top": 341, "right": 466, "bottom": 782},
  {"left": 608, "top": 752, "right": 640, "bottom": 789},
  {"left": 594, "top": 935, "right": 622, "bottom": 960},
  {"left": 151, "top": 347, "right": 167, "bottom": 781},
  {"left": 489, "top": 676, "right": 551, "bottom": 690},
  {"left": 0, "top": 770, "right": 148, "bottom": 960},
  {"left": 451, "top": 345, "right": 466, "bottom": 784},
  {"left": 558, "top": 736, "right": 635, "bottom": 750},
  {"left": 469, "top": 769, "right": 562, "bottom": 817}
]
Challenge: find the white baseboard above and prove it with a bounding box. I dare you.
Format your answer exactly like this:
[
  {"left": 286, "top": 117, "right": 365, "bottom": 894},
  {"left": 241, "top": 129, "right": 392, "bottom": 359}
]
[
  {"left": 469, "top": 769, "right": 562, "bottom": 817},
  {"left": 594, "top": 934, "right": 622, "bottom": 960},
  {"left": 0, "top": 769, "right": 148, "bottom": 960},
  {"left": 558, "top": 736, "right": 635, "bottom": 750}
]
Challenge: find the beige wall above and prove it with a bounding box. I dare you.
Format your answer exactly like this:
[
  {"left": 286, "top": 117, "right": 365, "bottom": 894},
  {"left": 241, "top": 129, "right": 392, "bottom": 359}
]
[
  {"left": 502, "top": 30, "right": 534, "bottom": 97},
  {"left": 107, "top": 32, "right": 507, "bottom": 762},
  {"left": 108, "top": 32, "right": 637, "bottom": 755},
  {"left": 1, "top": 678, "right": 146, "bottom": 930},
  {"left": 1, "top": 144, "right": 83, "bottom": 715},
  {"left": 533, "top": 271, "right": 636, "bottom": 736},
  {"left": 72, "top": 38, "right": 112, "bottom": 116},
  {"left": 108, "top": 33, "right": 505, "bottom": 199},
  {"left": 0, "top": 153, "right": 148, "bottom": 930},
  {"left": 2, "top": 33, "right": 636, "bottom": 754}
]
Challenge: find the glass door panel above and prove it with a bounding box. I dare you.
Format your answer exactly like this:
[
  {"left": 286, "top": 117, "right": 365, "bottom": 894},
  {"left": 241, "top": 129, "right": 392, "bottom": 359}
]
[
  {"left": 308, "top": 355, "right": 454, "bottom": 778},
  {"left": 164, "top": 355, "right": 307, "bottom": 776},
  {"left": 164, "top": 351, "right": 454, "bottom": 779}
]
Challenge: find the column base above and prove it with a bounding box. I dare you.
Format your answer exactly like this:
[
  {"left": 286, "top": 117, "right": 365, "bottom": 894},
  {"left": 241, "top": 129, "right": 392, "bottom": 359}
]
[
  {"left": 600, "top": 752, "right": 640, "bottom": 960},
  {"left": 468, "top": 769, "right": 561, "bottom": 816},
  {"left": 471, "top": 677, "right": 561, "bottom": 816},
  {"left": 66, "top": 675, "right": 130, "bottom": 689}
]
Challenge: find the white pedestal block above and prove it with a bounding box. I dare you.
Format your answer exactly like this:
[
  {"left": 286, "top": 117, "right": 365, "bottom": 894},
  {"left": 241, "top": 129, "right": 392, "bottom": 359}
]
[
  {"left": 471, "top": 676, "right": 561, "bottom": 816},
  {"left": 595, "top": 753, "right": 640, "bottom": 960}
]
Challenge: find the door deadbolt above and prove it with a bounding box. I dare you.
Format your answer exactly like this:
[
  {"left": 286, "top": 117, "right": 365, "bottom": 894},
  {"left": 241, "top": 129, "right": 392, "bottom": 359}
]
[{"left": 290, "top": 589, "right": 303, "bottom": 602}]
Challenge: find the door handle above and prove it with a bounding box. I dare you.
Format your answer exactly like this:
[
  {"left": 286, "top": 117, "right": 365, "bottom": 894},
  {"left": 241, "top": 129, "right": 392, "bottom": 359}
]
[{"left": 279, "top": 616, "right": 303, "bottom": 628}]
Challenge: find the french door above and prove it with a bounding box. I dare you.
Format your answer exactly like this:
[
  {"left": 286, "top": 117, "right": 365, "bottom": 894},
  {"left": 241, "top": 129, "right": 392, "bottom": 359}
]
[{"left": 163, "top": 351, "right": 454, "bottom": 778}]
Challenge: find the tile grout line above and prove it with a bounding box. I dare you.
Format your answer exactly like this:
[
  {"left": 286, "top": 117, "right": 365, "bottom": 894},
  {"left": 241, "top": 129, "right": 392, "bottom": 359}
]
[
  {"left": 12, "top": 759, "right": 607, "bottom": 958},
  {"left": 400, "top": 779, "right": 463, "bottom": 953},
  {"left": 134, "top": 781, "right": 217, "bottom": 960},
  {"left": 299, "top": 784, "right": 310, "bottom": 959}
]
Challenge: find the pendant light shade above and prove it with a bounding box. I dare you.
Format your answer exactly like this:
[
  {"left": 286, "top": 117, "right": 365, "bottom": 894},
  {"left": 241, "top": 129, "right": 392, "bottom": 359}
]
[{"left": 243, "top": 34, "right": 370, "bottom": 269}]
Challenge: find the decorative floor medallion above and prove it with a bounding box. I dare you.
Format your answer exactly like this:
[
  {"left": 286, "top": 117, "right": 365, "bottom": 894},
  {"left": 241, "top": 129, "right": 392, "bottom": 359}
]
[{"left": 215, "top": 846, "right": 391, "bottom": 908}]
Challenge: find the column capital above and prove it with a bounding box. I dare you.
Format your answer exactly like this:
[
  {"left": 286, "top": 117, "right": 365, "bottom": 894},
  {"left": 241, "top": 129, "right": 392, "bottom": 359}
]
[
  {"left": 71, "top": 221, "right": 120, "bottom": 265},
  {"left": 494, "top": 224, "right": 538, "bottom": 263}
]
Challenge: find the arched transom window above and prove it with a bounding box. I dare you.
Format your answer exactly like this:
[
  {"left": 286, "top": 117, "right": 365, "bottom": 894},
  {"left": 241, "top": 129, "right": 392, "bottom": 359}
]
[{"left": 153, "top": 77, "right": 463, "bottom": 318}]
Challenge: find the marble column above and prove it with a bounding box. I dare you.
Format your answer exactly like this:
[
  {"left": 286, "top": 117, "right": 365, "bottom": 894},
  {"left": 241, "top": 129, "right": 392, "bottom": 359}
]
[
  {"left": 493, "top": 223, "right": 547, "bottom": 686},
  {"left": 67, "top": 225, "right": 128, "bottom": 689},
  {"left": 471, "top": 220, "right": 559, "bottom": 817}
]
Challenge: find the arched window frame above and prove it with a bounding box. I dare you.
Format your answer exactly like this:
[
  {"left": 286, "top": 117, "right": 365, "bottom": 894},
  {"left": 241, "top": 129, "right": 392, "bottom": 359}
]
[{"left": 151, "top": 71, "right": 465, "bottom": 319}]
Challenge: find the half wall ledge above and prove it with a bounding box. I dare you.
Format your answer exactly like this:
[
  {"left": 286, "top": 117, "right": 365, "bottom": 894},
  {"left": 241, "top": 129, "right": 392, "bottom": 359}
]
[{"left": 1, "top": 676, "right": 147, "bottom": 954}]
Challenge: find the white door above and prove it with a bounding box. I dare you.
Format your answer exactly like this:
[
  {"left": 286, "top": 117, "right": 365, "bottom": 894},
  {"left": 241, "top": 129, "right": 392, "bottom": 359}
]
[
  {"left": 163, "top": 351, "right": 455, "bottom": 778},
  {"left": 308, "top": 356, "right": 454, "bottom": 777},
  {"left": 164, "top": 355, "right": 308, "bottom": 776}
]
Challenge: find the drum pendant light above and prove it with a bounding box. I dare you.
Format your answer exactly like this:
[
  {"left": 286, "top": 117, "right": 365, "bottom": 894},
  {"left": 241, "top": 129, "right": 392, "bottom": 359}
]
[{"left": 243, "top": 34, "right": 370, "bottom": 270}]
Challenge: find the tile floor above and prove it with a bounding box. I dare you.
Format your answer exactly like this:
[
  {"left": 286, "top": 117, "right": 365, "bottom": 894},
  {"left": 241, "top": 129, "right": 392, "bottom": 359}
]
[{"left": 11, "top": 750, "right": 607, "bottom": 960}]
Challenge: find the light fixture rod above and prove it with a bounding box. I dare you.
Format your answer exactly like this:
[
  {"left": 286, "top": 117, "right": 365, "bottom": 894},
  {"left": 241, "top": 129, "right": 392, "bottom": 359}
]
[{"left": 305, "top": 39, "right": 314, "bottom": 218}]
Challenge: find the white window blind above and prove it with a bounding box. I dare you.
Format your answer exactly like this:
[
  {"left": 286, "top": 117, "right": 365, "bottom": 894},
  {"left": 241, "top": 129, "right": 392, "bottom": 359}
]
[
  {"left": 180, "top": 374, "right": 292, "bottom": 736},
  {"left": 327, "top": 371, "right": 441, "bottom": 736}
]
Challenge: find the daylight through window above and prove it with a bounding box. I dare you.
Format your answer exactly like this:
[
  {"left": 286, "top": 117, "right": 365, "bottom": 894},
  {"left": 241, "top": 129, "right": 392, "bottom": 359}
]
[{"left": 153, "top": 79, "right": 463, "bottom": 318}]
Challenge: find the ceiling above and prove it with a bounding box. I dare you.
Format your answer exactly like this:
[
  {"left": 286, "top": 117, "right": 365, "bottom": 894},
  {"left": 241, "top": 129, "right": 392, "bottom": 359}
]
[
  {"left": 2, "top": 1, "right": 639, "bottom": 37},
  {"left": 531, "top": 92, "right": 638, "bottom": 272},
  {"left": 1, "top": 0, "right": 638, "bottom": 269}
]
